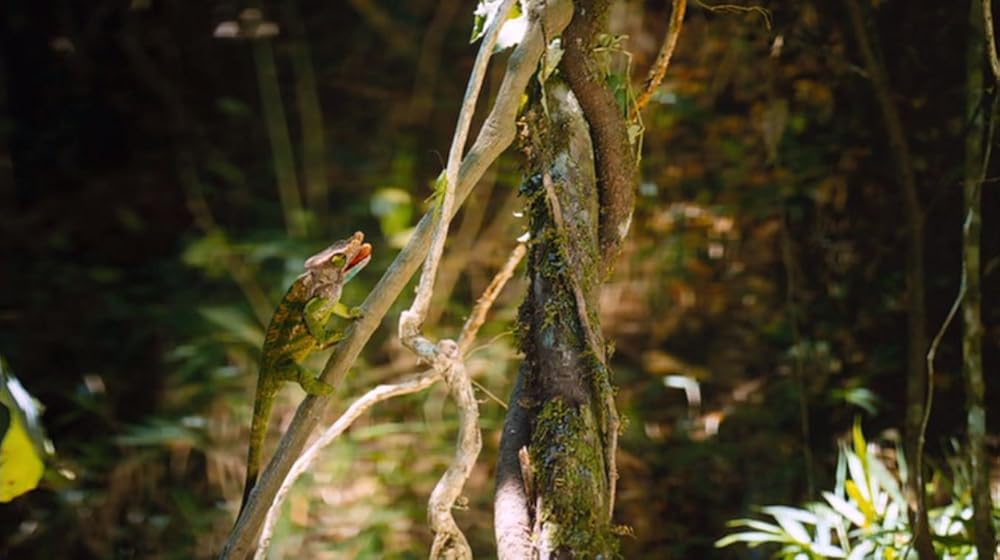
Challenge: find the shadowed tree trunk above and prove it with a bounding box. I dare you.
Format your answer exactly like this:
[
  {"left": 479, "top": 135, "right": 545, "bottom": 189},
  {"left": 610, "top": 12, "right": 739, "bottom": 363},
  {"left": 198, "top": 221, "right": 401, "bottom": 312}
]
[
  {"left": 845, "top": 2, "right": 935, "bottom": 557},
  {"left": 965, "top": 3, "right": 996, "bottom": 557}
]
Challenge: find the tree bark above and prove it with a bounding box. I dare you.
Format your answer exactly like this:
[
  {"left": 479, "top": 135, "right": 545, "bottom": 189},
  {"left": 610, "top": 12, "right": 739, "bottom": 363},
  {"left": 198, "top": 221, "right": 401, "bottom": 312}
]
[
  {"left": 496, "top": 80, "right": 617, "bottom": 558},
  {"left": 495, "top": 1, "right": 638, "bottom": 553},
  {"left": 844, "top": 2, "right": 935, "bottom": 558},
  {"left": 965, "top": 3, "right": 996, "bottom": 557},
  {"left": 561, "top": 0, "right": 638, "bottom": 273}
]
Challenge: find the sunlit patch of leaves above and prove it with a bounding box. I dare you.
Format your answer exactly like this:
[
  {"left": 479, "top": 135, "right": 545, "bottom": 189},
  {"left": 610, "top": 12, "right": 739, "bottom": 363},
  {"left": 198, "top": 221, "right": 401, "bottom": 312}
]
[{"left": 717, "top": 419, "right": 998, "bottom": 559}]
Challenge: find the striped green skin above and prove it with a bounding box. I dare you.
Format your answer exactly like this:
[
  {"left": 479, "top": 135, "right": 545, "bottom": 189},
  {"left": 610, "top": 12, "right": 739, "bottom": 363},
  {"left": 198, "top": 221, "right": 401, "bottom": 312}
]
[
  {"left": 261, "top": 278, "right": 328, "bottom": 371},
  {"left": 240, "top": 274, "right": 340, "bottom": 513}
]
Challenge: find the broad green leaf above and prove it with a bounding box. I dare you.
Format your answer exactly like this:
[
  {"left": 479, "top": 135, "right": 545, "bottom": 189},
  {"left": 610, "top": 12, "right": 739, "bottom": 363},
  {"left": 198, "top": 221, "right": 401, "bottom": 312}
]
[{"left": 199, "top": 306, "right": 264, "bottom": 347}]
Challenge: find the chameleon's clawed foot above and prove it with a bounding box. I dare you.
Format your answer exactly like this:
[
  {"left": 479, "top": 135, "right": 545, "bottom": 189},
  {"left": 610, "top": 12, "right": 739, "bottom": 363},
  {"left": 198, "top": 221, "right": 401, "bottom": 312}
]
[
  {"left": 311, "top": 382, "right": 335, "bottom": 396},
  {"left": 296, "top": 368, "right": 335, "bottom": 396}
]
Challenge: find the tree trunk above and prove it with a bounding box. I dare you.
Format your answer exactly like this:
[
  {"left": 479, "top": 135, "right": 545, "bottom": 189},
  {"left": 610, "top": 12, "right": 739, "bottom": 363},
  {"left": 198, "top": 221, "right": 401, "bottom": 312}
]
[
  {"left": 495, "top": 79, "right": 618, "bottom": 559},
  {"left": 965, "top": 3, "right": 996, "bottom": 557},
  {"left": 495, "top": 2, "right": 636, "bottom": 557},
  {"left": 844, "top": 3, "right": 935, "bottom": 557}
]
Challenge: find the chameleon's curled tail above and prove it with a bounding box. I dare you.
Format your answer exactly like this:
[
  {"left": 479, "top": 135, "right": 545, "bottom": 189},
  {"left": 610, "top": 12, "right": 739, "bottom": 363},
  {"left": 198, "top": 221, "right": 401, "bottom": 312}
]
[{"left": 239, "top": 382, "right": 277, "bottom": 516}]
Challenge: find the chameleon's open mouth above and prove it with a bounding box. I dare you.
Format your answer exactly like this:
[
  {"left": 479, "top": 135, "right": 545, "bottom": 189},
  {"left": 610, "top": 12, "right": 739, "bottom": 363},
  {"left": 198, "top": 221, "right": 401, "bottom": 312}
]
[{"left": 347, "top": 243, "right": 373, "bottom": 271}]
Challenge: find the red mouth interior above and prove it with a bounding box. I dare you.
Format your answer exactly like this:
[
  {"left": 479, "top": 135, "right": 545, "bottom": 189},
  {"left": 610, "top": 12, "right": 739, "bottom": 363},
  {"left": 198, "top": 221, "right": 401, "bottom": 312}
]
[{"left": 347, "top": 243, "right": 372, "bottom": 270}]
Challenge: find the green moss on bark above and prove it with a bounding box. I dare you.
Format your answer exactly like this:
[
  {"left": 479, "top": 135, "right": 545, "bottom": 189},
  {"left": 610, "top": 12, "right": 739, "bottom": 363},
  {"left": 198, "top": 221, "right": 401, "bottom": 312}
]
[{"left": 531, "top": 399, "right": 618, "bottom": 557}]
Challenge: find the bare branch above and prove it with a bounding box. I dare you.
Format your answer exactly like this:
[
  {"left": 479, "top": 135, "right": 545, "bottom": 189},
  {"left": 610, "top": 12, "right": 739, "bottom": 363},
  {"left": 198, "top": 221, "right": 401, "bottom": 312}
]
[
  {"left": 694, "top": 1, "right": 771, "bottom": 31},
  {"left": 427, "top": 348, "right": 479, "bottom": 560},
  {"left": 983, "top": 0, "right": 1000, "bottom": 81},
  {"left": 394, "top": 4, "right": 516, "bottom": 554},
  {"left": 458, "top": 242, "right": 527, "bottom": 353},
  {"left": 400, "top": 0, "right": 514, "bottom": 344},
  {"left": 220, "top": 0, "right": 574, "bottom": 553},
  {"left": 255, "top": 240, "right": 527, "bottom": 556},
  {"left": 635, "top": 0, "right": 687, "bottom": 113},
  {"left": 961, "top": 17, "right": 996, "bottom": 552},
  {"left": 562, "top": 0, "right": 638, "bottom": 271},
  {"left": 256, "top": 371, "right": 440, "bottom": 559},
  {"left": 845, "top": 2, "right": 933, "bottom": 557}
]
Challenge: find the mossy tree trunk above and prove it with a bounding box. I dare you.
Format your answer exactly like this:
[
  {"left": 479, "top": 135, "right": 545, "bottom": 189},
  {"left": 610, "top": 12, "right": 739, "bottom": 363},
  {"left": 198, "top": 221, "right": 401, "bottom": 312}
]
[{"left": 495, "top": 1, "right": 636, "bottom": 557}]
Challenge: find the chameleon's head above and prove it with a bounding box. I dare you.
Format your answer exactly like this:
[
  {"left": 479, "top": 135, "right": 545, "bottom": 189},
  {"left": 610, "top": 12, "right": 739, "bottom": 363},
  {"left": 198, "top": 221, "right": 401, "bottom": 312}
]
[{"left": 304, "top": 231, "right": 373, "bottom": 296}]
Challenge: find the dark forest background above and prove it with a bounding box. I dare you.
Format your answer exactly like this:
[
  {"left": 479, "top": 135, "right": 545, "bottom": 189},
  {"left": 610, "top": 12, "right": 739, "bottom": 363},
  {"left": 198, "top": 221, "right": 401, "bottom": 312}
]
[{"left": 0, "top": 0, "right": 997, "bottom": 558}]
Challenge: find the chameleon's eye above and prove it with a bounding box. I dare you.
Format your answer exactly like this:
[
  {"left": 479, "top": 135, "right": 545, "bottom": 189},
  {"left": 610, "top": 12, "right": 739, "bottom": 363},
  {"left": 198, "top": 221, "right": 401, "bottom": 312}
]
[{"left": 330, "top": 254, "right": 347, "bottom": 268}]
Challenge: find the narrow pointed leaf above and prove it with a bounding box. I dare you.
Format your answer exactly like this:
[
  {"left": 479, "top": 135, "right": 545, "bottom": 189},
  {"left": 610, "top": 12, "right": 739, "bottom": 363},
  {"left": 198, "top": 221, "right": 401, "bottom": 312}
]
[
  {"left": 715, "top": 531, "right": 788, "bottom": 548},
  {"left": 823, "top": 491, "right": 867, "bottom": 527}
]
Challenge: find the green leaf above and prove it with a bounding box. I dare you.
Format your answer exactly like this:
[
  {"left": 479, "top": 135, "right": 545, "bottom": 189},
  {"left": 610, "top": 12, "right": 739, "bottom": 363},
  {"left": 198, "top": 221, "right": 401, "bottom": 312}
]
[
  {"left": 835, "top": 387, "right": 880, "bottom": 414},
  {"left": 715, "top": 531, "right": 788, "bottom": 548},
  {"left": 851, "top": 418, "right": 869, "bottom": 478},
  {"left": 845, "top": 540, "right": 875, "bottom": 560},
  {"left": 846, "top": 448, "right": 871, "bottom": 502},
  {"left": 216, "top": 96, "right": 252, "bottom": 117},
  {"left": 762, "top": 505, "right": 820, "bottom": 525},
  {"left": 0, "top": 413, "right": 45, "bottom": 502},
  {"left": 835, "top": 443, "right": 848, "bottom": 498},
  {"left": 182, "top": 230, "right": 231, "bottom": 276},
  {"left": 370, "top": 187, "right": 414, "bottom": 240},
  {"left": 811, "top": 543, "right": 847, "bottom": 558},
  {"left": 845, "top": 480, "right": 876, "bottom": 525},
  {"left": 894, "top": 439, "right": 909, "bottom": 489},
  {"left": 823, "top": 491, "right": 867, "bottom": 527},
  {"left": 199, "top": 306, "right": 264, "bottom": 347},
  {"left": 116, "top": 419, "right": 200, "bottom": 447},
  {"left": 772, "top": 513, "right": 811, "bottom": 544},
  {"left": 867, "top": 454, "right": 907, "bottom": 512},
  {"left": 0, "top": 359, "right": 51, "bottom": 502}
]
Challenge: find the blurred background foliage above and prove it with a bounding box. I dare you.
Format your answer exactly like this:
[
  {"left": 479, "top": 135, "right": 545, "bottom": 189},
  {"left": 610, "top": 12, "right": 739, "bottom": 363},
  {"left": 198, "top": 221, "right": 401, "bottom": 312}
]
[{"left": 0, "top": 0, "right": 997, "bottom": 558}]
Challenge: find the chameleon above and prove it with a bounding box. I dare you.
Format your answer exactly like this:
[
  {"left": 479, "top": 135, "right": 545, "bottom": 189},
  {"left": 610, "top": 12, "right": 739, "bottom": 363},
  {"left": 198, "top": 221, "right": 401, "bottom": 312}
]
[{"left": 240, "top": 231, "right": 372, "bottom": 513}]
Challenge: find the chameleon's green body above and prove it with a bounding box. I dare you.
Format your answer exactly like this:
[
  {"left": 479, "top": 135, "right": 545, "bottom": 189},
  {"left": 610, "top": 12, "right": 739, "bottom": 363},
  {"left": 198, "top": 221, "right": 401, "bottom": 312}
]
[{"left": 240, "top": 232, "right": 371, "bottom": 513}]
